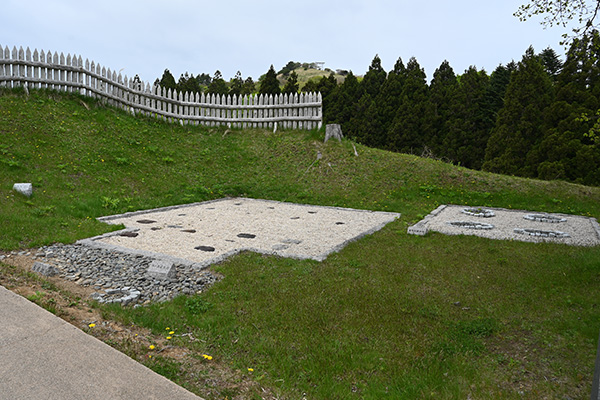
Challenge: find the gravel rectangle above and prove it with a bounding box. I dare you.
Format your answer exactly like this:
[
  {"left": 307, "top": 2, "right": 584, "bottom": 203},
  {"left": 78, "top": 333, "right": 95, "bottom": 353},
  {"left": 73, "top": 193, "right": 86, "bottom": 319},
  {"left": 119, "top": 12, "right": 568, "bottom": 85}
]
[{"left": 81, "top": 198, "right": 401, "bottom": 267}]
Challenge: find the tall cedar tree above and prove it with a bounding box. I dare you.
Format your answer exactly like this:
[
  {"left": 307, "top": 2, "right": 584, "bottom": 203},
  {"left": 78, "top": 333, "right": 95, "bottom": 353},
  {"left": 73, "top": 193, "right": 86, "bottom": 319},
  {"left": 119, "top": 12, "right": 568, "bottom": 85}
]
[
  {"left": 539, "top": 47, "right": 563, "bottom": 80},
  {"left": 387, "top": 57, "right": 434, "bottom": 153},
  {"left": 443, "top": 67, "right": 492, "bottom": 169},
  {"left": 428, "top": 60, "right": 459, "bottom": 155},
  {"left": 259, "top": 65, "right": 281, "bottom": 95},
  {"left": 483, "top": 47, "right": 554, "bottom": 176},
  {"left": 485, "top": 64, "right": 516, "bottom": 120},
  {"left": 347, "top": 56, "right": 386, "bottom": 146},
  {"left": 362, "top": 55, "right": 387, "bottom": 98},
  {"left": 371, "top": 58, "right": 407, "bottom": 148},
  {"left": 326, "top": 71, "right": 362, "bottom": 135},
  {"left": 531, "top": 32, "right": 600, "bottom": 184}
]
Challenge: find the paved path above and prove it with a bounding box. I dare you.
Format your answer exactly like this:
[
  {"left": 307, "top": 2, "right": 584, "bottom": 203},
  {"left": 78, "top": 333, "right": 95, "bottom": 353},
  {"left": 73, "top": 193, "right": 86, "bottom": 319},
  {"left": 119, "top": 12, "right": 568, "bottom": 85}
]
[{"left": 0, "top": 285, "right": 202, "bottom": 400}]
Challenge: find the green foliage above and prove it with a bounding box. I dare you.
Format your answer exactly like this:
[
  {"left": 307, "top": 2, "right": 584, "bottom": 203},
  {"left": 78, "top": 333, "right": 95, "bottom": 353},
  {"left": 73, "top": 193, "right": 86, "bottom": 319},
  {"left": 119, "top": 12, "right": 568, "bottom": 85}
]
[
  {"left": 258, "top": 65, "right": 281, "bottom": 95},
  {"left": 515, "top": 0, "right": 600, "bottom": 42},
  {"left": 277, "top": 61, "right": 301, "bottom": 76},
  {"left": 158, "top": 69, "right": 177, "bottom": 91},
  {"left": 483, "top": 46, "right": 555, "bottom": 176},
  {"left": 228, "top": 71, "right": 244, "bottom": 96},
  {"left": 177, "top": 72, "right": 201, "bottom": 95},
  {"left": 206, "top": 70, "right": 229, "bottom": 96},
  {"left": 282, "top": 71, "right": 299, "bottom": 94},
  {"left": 185, "top": 296, "right": 212, "bottom": 315}
]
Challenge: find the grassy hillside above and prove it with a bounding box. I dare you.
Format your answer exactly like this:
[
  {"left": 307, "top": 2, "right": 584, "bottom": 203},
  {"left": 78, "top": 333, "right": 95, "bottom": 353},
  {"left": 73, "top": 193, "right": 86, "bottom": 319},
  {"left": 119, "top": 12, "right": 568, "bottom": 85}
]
[
  {"left": 278, "top": 67, "right": 347, "bottom": 88},
  {"left": 2, "top": 88, "right": 600, "bottom": 399}
]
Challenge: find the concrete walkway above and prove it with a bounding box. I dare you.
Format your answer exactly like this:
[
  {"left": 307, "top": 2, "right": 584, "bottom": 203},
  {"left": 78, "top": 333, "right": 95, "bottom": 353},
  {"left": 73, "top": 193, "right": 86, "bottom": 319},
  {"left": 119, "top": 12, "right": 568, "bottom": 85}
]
[{"left": 0, "top": 285, "right": 202, "bottom": 400}]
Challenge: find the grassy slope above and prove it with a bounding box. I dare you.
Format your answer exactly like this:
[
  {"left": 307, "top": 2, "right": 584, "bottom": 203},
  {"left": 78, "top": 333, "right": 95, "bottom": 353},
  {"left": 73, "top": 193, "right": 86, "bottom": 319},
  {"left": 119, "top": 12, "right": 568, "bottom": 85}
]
[
  {"left": 278, "top": 68, "right": 347, "bottom": 88},
  {"left": 1, "top": 89, "right": 600, "bottom": 399}
]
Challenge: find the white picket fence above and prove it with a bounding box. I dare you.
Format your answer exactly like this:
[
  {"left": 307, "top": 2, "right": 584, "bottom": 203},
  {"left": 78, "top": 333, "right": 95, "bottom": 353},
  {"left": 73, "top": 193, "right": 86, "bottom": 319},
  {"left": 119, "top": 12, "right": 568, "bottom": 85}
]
[{"left": 0, "top": 46, "right": 323, "bottom": 130}]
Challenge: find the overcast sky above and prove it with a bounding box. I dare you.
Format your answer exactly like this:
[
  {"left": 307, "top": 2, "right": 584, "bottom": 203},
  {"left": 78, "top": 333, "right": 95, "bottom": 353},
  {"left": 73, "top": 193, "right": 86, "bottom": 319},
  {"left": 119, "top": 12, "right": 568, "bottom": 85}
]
[{"left": 1, "top": 0, "right": 572, "bottom": 85}]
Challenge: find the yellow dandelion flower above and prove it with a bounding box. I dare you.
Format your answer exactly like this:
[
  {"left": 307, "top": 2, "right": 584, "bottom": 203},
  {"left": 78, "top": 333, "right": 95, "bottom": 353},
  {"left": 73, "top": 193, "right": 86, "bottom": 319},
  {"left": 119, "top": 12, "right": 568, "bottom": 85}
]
[
  {"left": 165, "top": 327, "right": 170, "bottom": 331},
  {"left": 166, "top": 336, "right": 172, "bottom": 340},
  {"left": 247, "top": 368, "right": 254, "bottom": 372},
  {"left": 88, "top": 323, "right": 96, "bottom": 328},
  {"left": 202, "top": 354, "right": 212, "bottom": 360},
  {"left": 169, "top": 331, "right": 175, "bottom": 335},
  {"left": 149, "top": 345, "right": 155, "bottom": 350}
]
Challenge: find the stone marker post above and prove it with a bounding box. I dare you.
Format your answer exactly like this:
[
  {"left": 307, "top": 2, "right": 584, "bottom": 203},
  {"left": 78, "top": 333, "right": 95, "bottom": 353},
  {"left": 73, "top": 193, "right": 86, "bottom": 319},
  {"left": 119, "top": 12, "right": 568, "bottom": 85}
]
[{"left": 325, "top": 124, "right": 343, "bottom": 143}]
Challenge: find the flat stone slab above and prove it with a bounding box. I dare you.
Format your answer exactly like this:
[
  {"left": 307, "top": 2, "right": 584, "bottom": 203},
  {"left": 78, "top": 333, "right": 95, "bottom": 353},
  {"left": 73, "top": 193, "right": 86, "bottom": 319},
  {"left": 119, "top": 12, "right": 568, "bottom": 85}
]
[
  {"left": 408, "top": 204, "right": 600, "bottom": 246},
  {"left": 78, "top": 198, "right": 400, "bottom": 267}
]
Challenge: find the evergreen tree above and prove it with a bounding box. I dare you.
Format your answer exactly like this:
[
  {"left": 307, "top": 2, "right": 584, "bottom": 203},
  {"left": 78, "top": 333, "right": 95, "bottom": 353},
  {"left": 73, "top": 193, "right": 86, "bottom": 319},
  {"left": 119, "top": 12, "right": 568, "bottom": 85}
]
[
  {"left": 259, "top": 65, "right": 281, "bottom": 95},
  {"left": 361, "top": 54, "right": 387, "bottom": 98},
  {"left": 387, "top": 57, "right": 434, "bottom": 153},
  {"left": 229, "top": 71, "right": 244, "bottom": 96},
  {"left": 196, "top": 73, "right": 212, "bottom": 86},
  {"left": 367, "top": 58, "right": 406, "bottom": 148},
  {"left": 241, "top": 77, "right": 256, "bottom": 95},
  {"left": 443, "top": 66, "right": 492, "bottom": 169},
  {"left": 326, "top": 71, "right": 362, "bottom": 136},
  {"left": 342, "top": 56, "right": 387, "bottom": 147},
  {"left": 278, "top": 61, "right": 300, "bottom": 76},
  {"left": 348, "top": 93, "right": 379, "bottom": 146},
  {"left": 158, "top": 69, "right": 177, "bottom": 91},
  {"left": 317, "top": 73, "right": 338, "bottom": 97},
  {"left": 429, "top": 60, "right": 459, "bottom": 154},
  {"left": 177, "top": 73, "right": 201, "bottom": 95},
  {"left": 539, "top": 47, "right": 563, "bottom": 79},
  {"left": 282, "top": 71, "right": 300, "bottom": 94},
  {"left": 485, "top": 64, "right": 514, "bottom": 119},
  {"left": 531, "top": 32, "right": 600, "bottom": 184},
  {"left": 483, "top": 47, "right": 555, "bottom": 176},
  {"left": 206, "top": 70, "right": 229, "bottom": 96},
  {"left": 301, "top": 80, "right": 319, "bottom": 93}
]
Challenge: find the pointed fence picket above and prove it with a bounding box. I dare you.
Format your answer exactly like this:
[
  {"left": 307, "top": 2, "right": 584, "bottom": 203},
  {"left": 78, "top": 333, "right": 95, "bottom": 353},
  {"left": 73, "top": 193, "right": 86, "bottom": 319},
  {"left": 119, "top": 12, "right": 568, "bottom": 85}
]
[{"left": 0, "top": 45, "right": 323, "bottom": 129}]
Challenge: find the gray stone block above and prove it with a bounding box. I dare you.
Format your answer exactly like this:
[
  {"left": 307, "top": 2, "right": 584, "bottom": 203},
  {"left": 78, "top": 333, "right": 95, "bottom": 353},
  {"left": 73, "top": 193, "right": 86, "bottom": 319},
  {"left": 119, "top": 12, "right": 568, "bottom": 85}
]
[
  {"left": 31, "top": 262, "right": 59, "bottom": 277},
  {"left": 13, "top": 183, "right": 33, "bottom": 197},
  {"left": 407, "top": 223, "right": 428, "bottom": 236},
  {"left": 146, "top": 260, "right": 176, "bottom": 280},
  {"left": 325, "top": 124, "right": 343, "bottom": 143}
]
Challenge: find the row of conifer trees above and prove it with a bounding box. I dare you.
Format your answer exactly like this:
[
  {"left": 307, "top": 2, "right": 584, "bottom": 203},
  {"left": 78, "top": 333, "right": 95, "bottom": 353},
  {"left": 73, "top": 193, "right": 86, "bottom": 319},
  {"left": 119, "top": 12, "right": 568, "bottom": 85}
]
[{"left": 314, "top": 32, "right": 600, "bottom": 186}]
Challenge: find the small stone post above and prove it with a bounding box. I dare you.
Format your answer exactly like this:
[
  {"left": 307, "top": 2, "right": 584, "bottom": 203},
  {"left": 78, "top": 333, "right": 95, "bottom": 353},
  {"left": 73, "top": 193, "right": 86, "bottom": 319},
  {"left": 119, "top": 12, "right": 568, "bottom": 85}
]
[{"left": 325, "top": 124, "right": 343, "bottom": 143}]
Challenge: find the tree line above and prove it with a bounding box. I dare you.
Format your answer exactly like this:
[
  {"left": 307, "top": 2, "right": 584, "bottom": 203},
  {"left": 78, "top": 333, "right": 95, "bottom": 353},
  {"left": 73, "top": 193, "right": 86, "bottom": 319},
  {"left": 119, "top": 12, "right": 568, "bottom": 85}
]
[
  {"left": 321, "top": 33, "right": 600, "bottom": 186},
  {"left": 153, "top": 32, "right": 600, "bottom": 186},
  {"left": 154, "top": 64, "right": 302, "bottom": 98}
]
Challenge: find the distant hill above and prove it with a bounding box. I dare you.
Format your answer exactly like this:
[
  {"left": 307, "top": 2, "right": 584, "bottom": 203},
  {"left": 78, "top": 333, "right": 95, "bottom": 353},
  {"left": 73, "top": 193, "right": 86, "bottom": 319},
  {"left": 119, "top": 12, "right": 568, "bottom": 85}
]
[{"left": 276, "top": 62, "right": 351, "bottom": 90}]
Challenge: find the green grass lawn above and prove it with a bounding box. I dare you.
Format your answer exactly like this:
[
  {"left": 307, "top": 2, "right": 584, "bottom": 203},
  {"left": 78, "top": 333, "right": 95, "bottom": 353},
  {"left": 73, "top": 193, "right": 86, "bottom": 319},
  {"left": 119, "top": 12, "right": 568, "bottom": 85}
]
[{"left": 2, "top": 88, "right": 600, "bottom": 399}]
